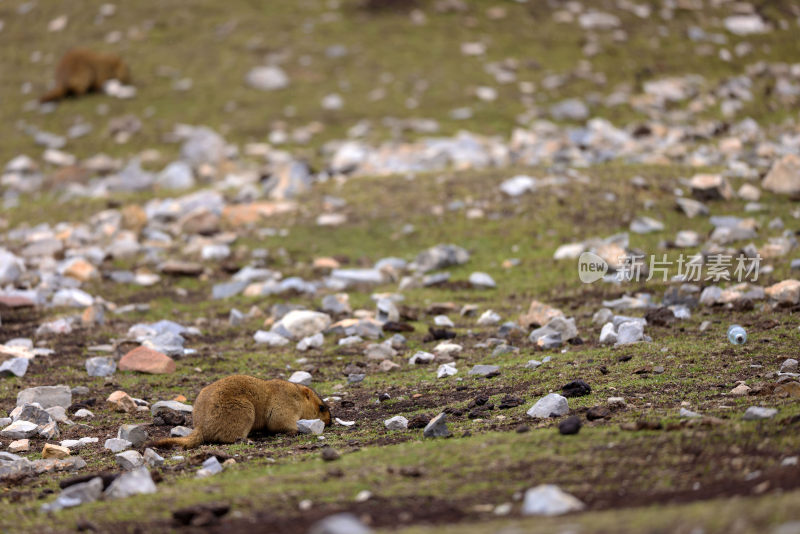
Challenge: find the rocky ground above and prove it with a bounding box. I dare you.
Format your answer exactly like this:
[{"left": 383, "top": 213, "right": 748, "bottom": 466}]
[{"left": 1, "top": 1, "right": 800, "bottom": 533}]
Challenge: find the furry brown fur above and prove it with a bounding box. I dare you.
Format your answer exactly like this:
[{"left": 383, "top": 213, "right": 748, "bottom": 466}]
[
  {"left": 40, "top": 48, "right": 131, "bottom": 103},
  {"left": 150, "top": 375, "right": 331, "bottom": 449}
]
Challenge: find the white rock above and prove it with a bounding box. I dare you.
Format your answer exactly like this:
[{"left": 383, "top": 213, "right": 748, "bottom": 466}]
[
  {"left": 297, "top": 419, "right": 325, "bottom": 435},
  {"left": 288, "top": 371, "right": 313, "bottom": 386},
  {"left": 254, "top": 330, "right": 290, "bottom": 346},
  {"left": 297, "top": 333, "right": 324, "bottom": 351},
  {"left": 526, "top": 394, "right": 569, "bottom": 419},
  {"left": 469, "top": 272, "right": 496, "bottom": 288},
  {"left": 477, "top": 310, "right": 501, "bottom": 325},
  {"left": 522, "top": 484, "right": 585, "bottom": 516},
  {"left": 245, "top": 66, "right": 289, "bottom": 91},
  {"left": 384, "top": 416, "right": 408, "bottom": 430},
  {"left": 271, "top": 310, "right": 332, "bottom": 340},
  {"left": 116, "top": 450, "right": 144, "bottom": 470},
  {"left": 104, "top": 467, "right": 157, "bottom": 499},
  {"left": 599, "top": 322, "right": 617, "bottom": 344},
  {"left": 104, "top": 438, "right": 132, "bottom": 452},
  {"left": 433, "top": 315, "right": 454, "bottom": 328},
  {"left": 436, "top": 363, "right": 458, "bottom": 378}
]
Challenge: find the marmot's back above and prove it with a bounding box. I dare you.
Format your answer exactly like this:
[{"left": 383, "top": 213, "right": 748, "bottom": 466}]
[{"left": 40, "top": 48, "right": 130, "bottom": 103}]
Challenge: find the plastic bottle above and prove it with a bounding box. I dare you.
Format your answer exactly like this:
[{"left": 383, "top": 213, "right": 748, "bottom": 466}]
[{"left": 728, "top": 324, "right": 747, "bottom": 345}]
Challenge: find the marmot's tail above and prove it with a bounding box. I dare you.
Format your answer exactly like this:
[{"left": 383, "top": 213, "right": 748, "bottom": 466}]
[
  {"left": 150, "top": 430, "right": 203, "bottom": 449},
  {"left": 39, "top": 87, "right": 65, "bottom": 103}
]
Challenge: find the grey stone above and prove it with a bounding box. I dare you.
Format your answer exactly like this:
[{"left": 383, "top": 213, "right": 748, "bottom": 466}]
[
  {"left": 616, "top": 321, "right": 644, "bottom": 345},
  {"left": 271, "top": 310, "right": 332, "bottom": 340},
  {"left": 322, "top": 294, "right": 351, "bottom": 315},
  {"left": 151, "top": 400, "right": 193, "bottom": 416},
  {"left": 196, "top": 456, "right": 223, "bottom": 478},
  {"left": 41, "top": 476, "right": 103, "bottom": 512},
  {"left": 118, "top": 424, "right": 148, "bottom": 447},
  {"left": 143, "top": 448, "right": 165, "bottom": 467},
  {"left": 212, "top": 281, "right": 247, "bottom": 300},
  {"left": 297, "top": 333, "right": 324, "bottom": 351},
  {"left": 680, "top": 408, "right": 701, "bottom": 418},
  {"left": 676, "top": 197, "right": 709, "bottom": 218},
  {"left": 170, "top": 426, "right": 192, "bottom": 437},
  {"left": 180, "top": 127, "right": 225, "bottom": 167},
  {"left": 630, "top": 216, "right": 664, "bottom": 234},
  {"left": 469, "top": 272, "right": 496, "bottom": 288},
  {"left": 0, "top": 357, "right": 29, "bottom": 377},
  {"left": 253, "top": 330, "right": 289, "bottom": 346},
  {"left": 477, "top": 310, "right": 501, "bottom": 326},
  {"left": 469, "top": 365, "right": 500, "bottom": 376},
  {"left": 409, "top": 351, "right": 435, "bottom": 365},
  {"left": 228, "top": 308, "right": 245, "bottom": 326},
  {"left": 384, "top": 416, "right": 408, "bottom": 430},
  {"left": 743, "top": 406, "right": 777, "bottom": 420},
  {"left": 527, "top": 394, "right": 569, "bottom": 419},
  {"left": 157, "top": 161, "right": 195, "bottom": 190},
  {"left": 375, "top": 298, "right": 399, "bottom": 323},
  {"left": 17, "top": 385, "right": 71, "bottom": 409},
  {"left": 599, "top": 322, "right": 617, "bottom": 344},
  {"left": 423, "top": 413, "right": 452, "bottom": 438},
  {"left": 288, "top": 371, "right": 313, "bottom": 386},
  {"left": 0, "top": 420, "right": 39, "bottom": 439},
  {"left": 297, "top": 419, "right": 325, "bottom": 435},
  {"left": 104, "top": 438, "right": 132, "bottom": 452},
  {"left": 550, "top": 98, "right": 589, "bottom": 121},
  {"left": 437, "top": 363, "right": 458, "bottom": 378},
  {"left": 330, "top": 268, "right": 384, "bottom": 285},
  {"left": 104, "top": 466, "right": 157, "bottom": 499},
  {"left": 85, "top": 356, "right": 116, "bottom": 377},
  {"left": 116, "top": 450, "right": 144, "bottom": 470},
  {"left": 364, "top": 343, "right": 397, "bottom": 360},
  {"left": 412, "top": 244, "right": 470, "bottom": 273}
]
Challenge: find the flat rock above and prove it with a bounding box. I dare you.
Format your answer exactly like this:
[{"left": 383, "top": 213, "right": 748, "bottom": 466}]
[
  {"left": 119, "top": 347, "right": 176, "bottom": 374},
  {"left": 151, "top": 400, "right": 193, "bottom": 416},
  {"left": 17, "top": 385, "right": 71, "bottom": 409},
  {"left": 1, "top": 420, "right": 39, "bottom": 439},
  {"left": 743, "top": 406, "right": 777, "bottom": 420},
  {"left": 468, "top": 365, "right": 499, "bottom": 377}
]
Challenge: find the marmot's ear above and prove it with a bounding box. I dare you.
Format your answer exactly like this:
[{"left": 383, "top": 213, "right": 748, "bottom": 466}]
[{"left": 302, "top": 388, "right": 313, "bottom": 398}]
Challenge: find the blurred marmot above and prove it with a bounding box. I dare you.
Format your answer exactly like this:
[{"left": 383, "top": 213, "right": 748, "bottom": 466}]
[
  {"left": 40, "top": 48, "right": 131, "bottom": 103},
  {"left": 151, "top": 375, "right": 331, "bottom": 449}
]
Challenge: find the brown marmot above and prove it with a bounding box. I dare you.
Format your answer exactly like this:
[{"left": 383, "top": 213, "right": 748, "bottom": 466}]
[
  {"left": 40, "top": 48, "right": 131, "bottom": 103},
  {"left": 151, "top": 375, "right": 332, "bottom": 449}
]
